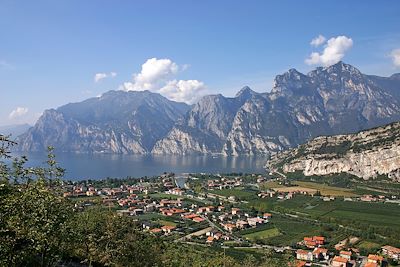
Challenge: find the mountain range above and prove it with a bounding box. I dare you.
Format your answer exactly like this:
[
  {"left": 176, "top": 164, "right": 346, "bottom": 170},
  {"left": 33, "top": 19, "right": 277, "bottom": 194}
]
[{"left": 15, "top": 62, "right": 400, "bottom": 155}]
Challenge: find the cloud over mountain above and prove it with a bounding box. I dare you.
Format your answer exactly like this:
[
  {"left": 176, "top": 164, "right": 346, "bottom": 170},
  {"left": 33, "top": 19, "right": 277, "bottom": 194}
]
[
  {"left": 122, "top": 58, "right": 206, "bottom": 104},
  {"left": 306, "top": 35, "right": 353, "bottom": 66}
]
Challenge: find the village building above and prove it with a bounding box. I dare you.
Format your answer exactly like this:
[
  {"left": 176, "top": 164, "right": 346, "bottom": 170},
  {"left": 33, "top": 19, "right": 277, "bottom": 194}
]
[
  {"left": 296, "top": 249, "right": 313, "bottom": 261},
  {"left": 313, "top": 247, "right": 329, "bottom": 261},
  {"left": 381, "top": 245, "right": 400, "bottom": 261},
  {"left": 367, "top": 254, "right": 384, "bottom": 267},
  {"left": 331, "top": 256, "right": 348, "bottom": 267}
]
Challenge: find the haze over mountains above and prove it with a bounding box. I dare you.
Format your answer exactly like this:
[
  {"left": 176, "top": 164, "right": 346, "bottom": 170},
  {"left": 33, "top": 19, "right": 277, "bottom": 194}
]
[{"left": 15, "top": 62, "right": 400, "bottom": 155}]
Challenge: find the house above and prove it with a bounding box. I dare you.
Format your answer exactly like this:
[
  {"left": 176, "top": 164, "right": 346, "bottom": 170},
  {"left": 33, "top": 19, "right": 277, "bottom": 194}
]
[
  {"left": 313, "top": 247, "right": 329, "bottom": 260},
  {"left": 339, "top": 251, "right": 352, "bottom": 260},
  {"left": 197, "top": 207, "right": 207, "bottom": 213},
  {"left": 205, "top": 206, "right": 215, "bottom": 212},
  {"left": 183, "top": 213, "right": 198, "bottom": 219},
  {"left": 236, "top": 220, "right": 249, "bottom": 229},
  {"left": 296, "top": 249, "right": 313, "bottom": 261},
  {"left": 247, "top": 217, "right": 265, "bottom": 226},
  {"left": 303, "top": 236, "right": 325, "bottom": 248},
  {"left": 150, "top": 228, "right": 162, "bottom": 234},
  {"left": 231, "top": 208, "right": 240, "bottom": 215},
  {"left": 223, "top": 223, "right": 236, "bottom": 232},
  {"left": 217, "top": 206, "right": 225, "bottom": 212},
  {"left": 382, "top": 245, "right": 400, "bottom": 261},
  {"left": 331, "top": 256, "right": 348, "bottom": 267},
  {"left": 206, "top": 236, "right": 214, "bottom": 243},
  {"left": 161, "top": 225, "right": 176, "bottom": 234},
  {"left": 263, "top": 213, "right": 272, "bottom": 219},
  {"left": 367, "top": 254, "right": 383, "bottom": 266},
  {"left": 193, "top": 217, "right": 205, "bottom": 223},
  {"left": 168, "top": 188, "right": 184, "bottom": 195}
]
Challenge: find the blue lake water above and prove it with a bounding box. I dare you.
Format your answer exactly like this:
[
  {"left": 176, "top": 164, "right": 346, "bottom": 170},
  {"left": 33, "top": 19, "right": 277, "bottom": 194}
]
[{"left": 10, "top": 152, "right": 269, "bottom": 180}]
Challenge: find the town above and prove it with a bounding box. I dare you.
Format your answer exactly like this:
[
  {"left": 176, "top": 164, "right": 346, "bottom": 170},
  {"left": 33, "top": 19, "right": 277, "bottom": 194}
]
[{"left": 62, "top": 172, "right": 400, "bottom": 267}]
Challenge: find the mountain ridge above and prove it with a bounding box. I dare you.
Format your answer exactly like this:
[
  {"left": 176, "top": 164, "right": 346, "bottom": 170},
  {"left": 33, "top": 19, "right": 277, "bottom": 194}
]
[{"left": 15, "top": 62, "right": 400, "bottom": 155}]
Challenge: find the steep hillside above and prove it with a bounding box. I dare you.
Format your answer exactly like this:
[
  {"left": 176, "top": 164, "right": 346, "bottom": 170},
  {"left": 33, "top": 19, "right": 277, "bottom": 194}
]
[
  {"left": 16, "top": 90, "right": 189, "bottom": 153},
  {"left": 266, "top": 122, "right": 400, "bottom": 180}
]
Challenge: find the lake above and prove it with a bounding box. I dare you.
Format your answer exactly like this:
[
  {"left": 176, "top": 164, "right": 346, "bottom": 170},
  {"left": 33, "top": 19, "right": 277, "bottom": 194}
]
[{"left": 10, "top": 152, "right": 269, "bottom": 180}]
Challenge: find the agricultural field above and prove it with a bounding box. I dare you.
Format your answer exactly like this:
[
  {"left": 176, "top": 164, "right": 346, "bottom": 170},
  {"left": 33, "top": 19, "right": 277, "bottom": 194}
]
[
  {"left": 260, "top": 181, "right": 286, "bottom": 190},
  {"left": 242, "top": 228, "right": 281, "bottom": 241},
  {"left": 293, "top": 181, "right": 358, "bottom": 197},
  {"left": 275, "top": 195, "right": 400, "bottom": 228},
  {"left": 210, "top": 188, "right": 258, "bottom": 200},
  {"left": 263, "top": 215, "right": 325, "bottom": 246}
]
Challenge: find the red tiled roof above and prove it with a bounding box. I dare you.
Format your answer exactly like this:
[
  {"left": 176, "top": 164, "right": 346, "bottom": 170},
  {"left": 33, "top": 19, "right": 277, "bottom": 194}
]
[
  {"left": 368, "top": 254, "right": 383, "bottom": 261},
  {"left": 332, "top": 256, "right": 348, "bottom": 263}
]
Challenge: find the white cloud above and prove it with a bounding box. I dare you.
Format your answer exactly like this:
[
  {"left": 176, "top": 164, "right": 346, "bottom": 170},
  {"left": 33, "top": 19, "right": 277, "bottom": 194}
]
[
  {"left": 310, "top": 35, "right": 326, "bottom": 47},
  {"left": 159, "top": 80, "right": 206, "bottom": 104},
  {"left": 9, "top": 107, "right": 28, "bottom": 119},
  {"left": 122, "top": 58, "right": 179, "bottom": 91},
  {"left": 305, "top": 35, "right": 353, "bottom": 67},
  {"left": 94, "top": 71, "right": 117, "bottom": 82},
  {"left": 390, "top": 48, "right": 400, "bottom": 67},
  {"left": 122, "top": 58, "right": 207, "bottom": 103}
]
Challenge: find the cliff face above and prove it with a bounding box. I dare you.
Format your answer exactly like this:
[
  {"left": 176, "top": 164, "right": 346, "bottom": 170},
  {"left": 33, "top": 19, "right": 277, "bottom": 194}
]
[
  {"left": 155, "top": 62, "right": 400, "bottom": 155},
  {"left": 266, "top": 122, "right": 400, "bottom": 180},
  {"left": 16, "top": 90, "right": 189, "bottom": 153},
  {"left": 15, "top": 62, "right": 400, "bottom": 155}
]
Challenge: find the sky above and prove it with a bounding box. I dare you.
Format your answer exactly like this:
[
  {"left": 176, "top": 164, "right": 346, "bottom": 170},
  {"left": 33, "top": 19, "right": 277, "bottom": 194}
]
[{"left": 1, "top": 0, "right": 400, "bottom": 126}]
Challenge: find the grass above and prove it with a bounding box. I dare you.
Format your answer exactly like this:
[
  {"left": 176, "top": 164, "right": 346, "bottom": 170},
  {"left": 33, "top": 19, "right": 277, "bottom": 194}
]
[
  {"left": 294, "top": 181, "right": 358, "bottom": 197},
  {"left": 264, "top": 215, "right": 324, "bottom": 246},
  {"left": 356, "top": 241, "right": 381, "bottom": 253},
  {"left": 211, "top": 188, "right": 257, "bottom": 200},
  {"left": 243, "top": 228, "right": 281, "bottom": 241},
  {"left": 158, "top": 219, "right": 177, "bottom": 227},
  {"left": 260, "top": 181, "right": 286, "bottom": 190}
]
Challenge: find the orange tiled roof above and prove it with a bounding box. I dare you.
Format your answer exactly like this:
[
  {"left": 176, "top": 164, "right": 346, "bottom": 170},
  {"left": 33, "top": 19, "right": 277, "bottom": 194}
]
[
  {"left": 193, "top": 217, "right": 205, "bottom": 222},
  {"left": 313, "top": 236, "right": 325, "bottom": 241},
  {"left": 332, "top": 256, "right": 348, "bottom": 263},
  {"left": 340, "top": 251, "right": 352, "bottom": 256},
  {"left": 365, "top": 262, "right": 378, "bottom": 267},
  {"left": 368, "top": 254, "right": 383, "bottom": 261},
  {"left": 161, "top": 225, "right": 176, "bottom": 230},
  {"left": 296, "top": 249, "right": 309, "bottom": 255}
]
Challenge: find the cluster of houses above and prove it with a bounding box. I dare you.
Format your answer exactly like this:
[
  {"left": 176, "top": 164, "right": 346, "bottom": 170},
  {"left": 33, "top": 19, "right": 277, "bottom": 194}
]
[
  {"left": 296, "top": 235, "right": 399, "bottom": 267},
  {"left": 207, "top": 177, "right": 243, "bottom": 190},
  {"left": 218, "top": 210, "right": 272, "bottom": 232},
  {"left": 258, "top": 187, "right": 318, "bottom": 200}
]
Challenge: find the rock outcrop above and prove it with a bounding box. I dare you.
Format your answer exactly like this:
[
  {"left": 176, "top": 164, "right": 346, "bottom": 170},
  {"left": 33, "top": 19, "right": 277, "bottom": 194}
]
[{"left": 266, "top": 122, "right": 400, "bottom": 180}]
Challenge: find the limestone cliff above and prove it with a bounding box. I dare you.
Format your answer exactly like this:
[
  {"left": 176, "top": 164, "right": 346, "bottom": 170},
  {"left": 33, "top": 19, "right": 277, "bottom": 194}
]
[{"left": 266, "top": 122, "right": 400, "bottom": 180}]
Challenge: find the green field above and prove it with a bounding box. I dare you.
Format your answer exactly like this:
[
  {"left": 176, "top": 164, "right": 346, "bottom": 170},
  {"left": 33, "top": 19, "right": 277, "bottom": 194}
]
[
  {"left": 211, "top": 188, "right": 257, "bottom": 200},
  {"left": 265, "top": 215, "right": 324, "bottom": 246},
  {"left": 243, "top": 228, "right": 281, "bottom": 241}
]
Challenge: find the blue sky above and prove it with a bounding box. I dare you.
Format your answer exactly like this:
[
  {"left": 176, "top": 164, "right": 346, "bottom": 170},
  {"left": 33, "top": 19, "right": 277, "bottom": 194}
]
[{"left": 1, "top": 0, "right": 400, "bottom": 126}]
